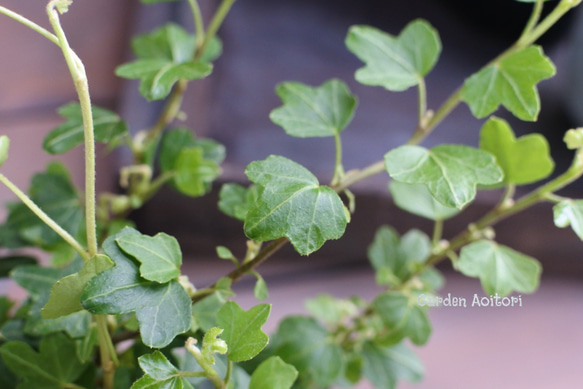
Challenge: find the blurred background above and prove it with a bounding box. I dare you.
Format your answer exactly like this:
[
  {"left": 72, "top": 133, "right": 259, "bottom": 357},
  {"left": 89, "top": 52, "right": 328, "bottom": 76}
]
[{"left": 1, "top": 0, "right": 583, "bottom": 387}]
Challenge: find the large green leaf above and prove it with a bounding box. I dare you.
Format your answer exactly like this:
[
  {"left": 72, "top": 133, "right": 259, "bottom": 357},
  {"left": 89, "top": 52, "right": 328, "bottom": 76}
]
[
  {"left": 479, "top": 116, "right": 554, "bottom": 185},
  {"left": 361, "top": 341, "right": 423, "bottom": 389},
  {"left": 461, "top": 45, "right": 555, "bottom": 121},
  {"left": 0, "top": 332, "right": 86, "bottom": 389},
  {"left": 384, "top": 145, "right": 503, "bottom": 208},
  {"left": 216, "top": 301, "right": 270, "bottom": 362},
  {"left": 389, "top": 182, "right": 460, "bottom": 221},
  {"left": 269, "top": 79, "right": 357, "bottom": 137},
  {"left": 43, "top": 103, "right": 128, "bottom": 154},
  {"left": 457, "top": 240, "right": 541, "bottom": 296},
  {"left": 42, "top": 254, "right": 115, "bottom": 319},
  {"left": 244, "top": 156, "right": 348, "bottom": 255},
  {"left": 346, "top": 19, "right": 441, "bottom": 91},
  {"left": 553, "top": 200, "right": 583, "bottom": 240},
  {"left": 249, "top": 356, "right": 298, "bottom": 389},
  {"left": 81, "top": 228, "right": 192, "bottom": 348},
  {"left": 116, "top": 23, "right": 213, "bottom": 100},
  {"left": 271, "top": 316, "right": 344, "bottom": 388},
  {"left": 131, "top": 351, "right": 194, "bottom": 389},
  {"left": 116, "top": 231, "right": 182, "bottom": 283},
  {"left": 373, "top": 291, "right": 431, "bottom": 346}
]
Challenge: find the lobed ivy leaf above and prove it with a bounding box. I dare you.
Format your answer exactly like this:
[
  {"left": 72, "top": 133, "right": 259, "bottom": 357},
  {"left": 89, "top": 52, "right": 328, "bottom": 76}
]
[
  {"left": 42, "top": 254, "right": 115, "bottom": 319},
  {"left": 244, "top": 155, "right": 349, "bottom": 255},
  {"left": 346, "top": 19, "right": 441, "bottom": 91},
  {"left": 0, "top": 332, "right": 86, "bottom": 389},
  {"left": 131, "top": 351, "right": 194, "bottom": 389},
  {"left": 116, "top": 231, "right": 182, "bottom": 283},
  {"left": 367, "top": 226, "right": 431, "bottom": 286},
  {"left": 116, "top": 23, "right": 213, "bottom": 100},
  {"left": 174, "top": 147, "right": 222, "bottom": 197},
  {"left": 479, "top": 116, "right": 554, "bottom": 185},
  {"left": 0, "top": 135, "right": 9, "bottom": 167},
  {"left": 218, "top": 183, "right": 261, "bottom": 221},
  {"left": 457, "top": 240, "right": 541, "bottom": 296},
  {"left": 81, "top": 228, "right": 192, "bottom": 348},
  {"left": 249, "top": 356, "right": 298, "bottom": 389},
  {"left": 461, "top": 45, "right": 556, "bottom": 121},
  {"left": 43, "top": 103, "right": 128, "bottom": 154},
  {"left": 553, "top": 200, "right": 583, "bottom": 240},
  {"left": 389, "top": 181, "right": 460, "bottom": 221},
  {"left": 373, "top": 291, "right": 431, "bottom": 346},
  {"left": 269, "top": 79, "right": 357, "bottom": 137},
  {"left": 271, "top": 316, "right": 344, "bottom": 388},
  {"left": 385, "top": 145, "right": 503, "bottom": 208},
  {"left": 159, "top": 128, "right": 225, "bottom": 170},
  {"left": 361, "top": 341, "right": 424, "bottom": 389},
  {"left": 216, "top": 301, "right": 270, "bottom": 362}
]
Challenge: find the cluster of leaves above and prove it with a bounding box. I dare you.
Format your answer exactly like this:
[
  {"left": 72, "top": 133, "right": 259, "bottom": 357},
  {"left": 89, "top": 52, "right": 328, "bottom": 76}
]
[{"left": 1, "top": 0, "right": 583, "bottom": 389}]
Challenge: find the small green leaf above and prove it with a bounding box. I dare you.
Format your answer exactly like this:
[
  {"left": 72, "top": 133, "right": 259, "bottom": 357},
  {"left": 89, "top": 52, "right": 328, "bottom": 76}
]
[
  {"left": 202, "top": 327, "right": 228, "bottom": 365},
  {"left": 174, "top": 147, "right": 221, "bottom": 197},
  {"left": 0, "top": 332, "right": 86, "bottom": 388},
  {"left": 115, "top": 231, "right": 182, "bottom": 283},
  {"left": 131, "top": 351, "right": 194, "bottom": 389},
  {"left": 116, "top": 23, "right": 213, "bottom": 100},
  {"left": 346, "top": 19, "right": 441, "bottom": 91},
  {"left": 373, "top": 291, "right": 431, "bottom": 346},
  {"left": 160, "top": 128, "right": 225, "bottom": 172},
  {"left": 479, "top": 116, "right": 554, "bottom": 185},
  {"left": 367, "top": 226, "right": 431, "bottom": 285},
  {"left": 361, "top": 341, "right": 423, "bottom": 389},
  {"left": 42, "top": 254, "right": 114, "bottom": 318},
  {"left": 244, "top": 156, "right": 348, "bottom": 255},
  {"left": 457, "top": 240, "right": 541, "bottom": 296},
  {"left": 249, "top": 356, "right": 298, "bottom": 389},
  {"left": 81, "top": 228, "right": 192, "bottom": 348},
  {"left": 43, "top": 103, "right": 128, "bottom": 154},
  {"left": 385, "top": 145, "right": 503, "bottom": 208},
  {"left": 269, "top": 79, "right": 357, "bottom": 137},
  {"left": 553, "top": 200, "right": 583, "bottom": 240},
  {"left": 192, "top": 293, "right": 224, "bottom": 332},
  {"left": 218, "top": 183, "right": 261, "bottom": 221},
  {"left": 461, "top": 45, "right": 556, "bottom": 121},
  {"left": 216, "top": 301, "right": 270, "bottom": 362},
  {"left": 0, "top": 135, "right": 9, "bottom": 167},
  {"left": 253, "top": 274, "right": 269, "bottom": 301},
  {"left": 563, "top": 128, "right": 583, "bottom": 150},
  {"left": 389, "top": 181, "right": 460, "bottom": 220}
]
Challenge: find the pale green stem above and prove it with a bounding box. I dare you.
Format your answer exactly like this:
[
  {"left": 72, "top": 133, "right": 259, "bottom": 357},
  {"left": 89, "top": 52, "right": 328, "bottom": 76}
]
[
  {"left": 199, "top": 0, "right": 236, "bottom": 57},
  {"left": 96, "top": 315, "right": 118, "bottom": 389},
  {"left": 185, "top": 338, "right": 226, "bottom": 389},
  {"left": 187, "top": 0, "right": 205, "bottom": 52},
  {"left": 417, "top": 77, "right": 427, "bottom": 127},
  {"left": 47, "top": 1, "right": 98, "bottom": 258},
  {"left": 331, "top": 133, "right": 344, "bottom": 186},
  {"left": 0, "top": 173, "right": 89, "bottom": 261},
  {"left": 517, "top": 0, "right": 582, "bottom": 47},
  {"left": 0, "top": 6, "right": 59, "bottom": 45},
  {"left": 519, "top": 0, "right": 545, "bottom": 40},
  {"left": 432, "top": 219, "right": 443, "bottom": 246}
]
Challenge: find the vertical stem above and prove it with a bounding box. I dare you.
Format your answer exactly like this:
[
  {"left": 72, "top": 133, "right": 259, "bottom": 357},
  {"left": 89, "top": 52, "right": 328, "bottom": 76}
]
[
  {"left": 199, "top": 0, "right": 236, "bottom": 57},
  {"left": 331, "top": 133, "right": 344, "bottom": 186},
  {"left": 187, "top": 0, "right": 205, "bottom": 52}
]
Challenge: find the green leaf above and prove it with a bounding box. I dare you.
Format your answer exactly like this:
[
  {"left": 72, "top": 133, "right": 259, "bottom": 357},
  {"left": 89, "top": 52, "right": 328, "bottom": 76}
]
[
  {"left": 81, "top": 228, "right": 192, "bottom": 348},
  {"left": 346, "top": 19, "right": 441, "bottom": 91},
  {"left": 553, "top": 200, "right": 583, "bottom": 240},
  {"left": 269, "top": 79, "right": 357, "bottom": 137},
  {"left": 479, "top": 116, "right": 554, "bottom": 185},
  {"left": 253, "top": 274, "right": 269, "bottom": 301},
  {"left": 461, "top": 45, "right": 555, "bottom": 121},
  {"left": 361, "top": 341, "right": 423, "bottom": 389},
  {"left": 131, "top": 351, "right": 194, "bottom": 389},
  {"left": 116, "top": 23, "right": 213, "bottom": 100},
  {"left": 174, "top": 147, "right": 221, "bottom": 197},
  {"left": 249, "top": 356, "right": 298, "bottom": 389},
  {"left": 159, "top": 128, "right": 225, "bottom": 172},
  {"left": 272, "top": 316, "right": 343, "bottom": 388},
  {"left": 42, "top": 254, "right": 115, "bottom": 319},
  {"left": 305, "top": 294, "right": 358, "bottom": 325},
  {"left": 0, "top": 332, "right": 86, "bottom": 388},
  {"left": 389, "top": 181, "right": 460, "bottom": 220},
  {"left": 0, "top": 256, "right": 37, "bottom": 278},
  {"left": 563, "top": 128, "right": 583, "bottom": 150},
  {"left": 385, "top": 145, "right": 503, "bottom": 208},
  {"left": 10, "top": 265, "right": 64, "bottom": 298},
  {"left": 373, "top": 291, "right": 431, "bottom": 346},
  {"left": 216, "top": 301, "right": 270, "bottom": 362},
  {"left": 367, "top": 226, "right": 431, "bottom": 285},
  {"left": 244, "top": 156, "right": 348, "bottom": 255},
  {"left": 43, "top": 103, "right": 128, "bottom": 154},
  {"left": 115, "top": 231, "right": 182, "bottom": 283},
  {"left": 457, "top": 240, "right": 541, "bottom": 296},
  {"left": 218, "top": 183, "right": 261, "bottom": 221},
  {"left": 0, "top": 135, "right": 9, "bottom": 167}
]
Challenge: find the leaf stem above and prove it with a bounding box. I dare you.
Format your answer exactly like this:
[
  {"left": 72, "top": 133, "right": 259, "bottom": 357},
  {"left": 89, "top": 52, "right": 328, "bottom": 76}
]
[
  {"left": 0, "top": 173, "right": 89, "bottom": 261},
  {"left": 199, "top": 0, "right": 236, "bottom": 59},
  {"left": 517, "top": 0, "right": 581, "bottom": 48},
  {"left": 185, "top": 338, "right": 226, "bottom": 389},
  {"left": 519, "top": 0, "right": 545, "bottom": 40},
  {"left": 0, "top": 6, "right": 59, "bottom": 45},
  {"left": 331, "top": 133, "right": 344, "bottom": 186},
  {"left": 95, "top": 315, "right": 118, "bottom": 389},
  {"left": 188, "top": 0, "right": 205, "bottom": 53}
]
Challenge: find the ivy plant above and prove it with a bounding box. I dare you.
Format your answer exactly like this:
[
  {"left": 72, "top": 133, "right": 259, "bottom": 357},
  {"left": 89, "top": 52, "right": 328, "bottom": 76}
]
[{"left": 0, "top": 0, "right": 582, "bottom": 388}]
